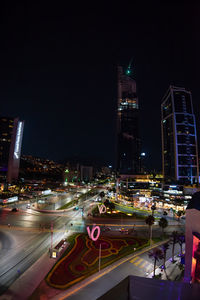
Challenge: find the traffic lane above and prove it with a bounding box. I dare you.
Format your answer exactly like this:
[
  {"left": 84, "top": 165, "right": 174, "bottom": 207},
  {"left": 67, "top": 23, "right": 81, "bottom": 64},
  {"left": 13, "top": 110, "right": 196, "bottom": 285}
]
[
  {"left": 0, "top": 227, "right": 66, "bottom": 295},
  {"left": 0, "top": 208, "right": 84, "bottom": 232}
]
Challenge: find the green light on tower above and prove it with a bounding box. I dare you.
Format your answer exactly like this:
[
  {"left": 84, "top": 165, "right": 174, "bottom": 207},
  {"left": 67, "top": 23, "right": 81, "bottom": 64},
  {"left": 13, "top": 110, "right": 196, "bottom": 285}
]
[
  {"left": 126, "top": 68, "right": 131, "bottom": 75},
  {"left": 65, "top": 169, "right": 69, "bottom": 173}
]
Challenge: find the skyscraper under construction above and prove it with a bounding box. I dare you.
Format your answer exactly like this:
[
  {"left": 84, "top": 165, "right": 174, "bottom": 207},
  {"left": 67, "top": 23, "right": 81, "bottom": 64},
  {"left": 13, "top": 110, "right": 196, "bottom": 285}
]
[{"left": 117, "top": 66, "right": 141, "bottom": 175}]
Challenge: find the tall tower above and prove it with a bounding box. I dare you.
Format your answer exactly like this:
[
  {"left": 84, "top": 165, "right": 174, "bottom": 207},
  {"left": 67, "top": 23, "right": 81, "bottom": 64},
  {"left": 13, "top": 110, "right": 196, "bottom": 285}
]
[
  {"left": 117, "top": 66, "right": 140, "bottom": 175},
  {"left": 161, "top": 86, "right": 199, "bottom": 184},
  {"left": 0, "top": 117, "right": 24, "bottom": 183}
]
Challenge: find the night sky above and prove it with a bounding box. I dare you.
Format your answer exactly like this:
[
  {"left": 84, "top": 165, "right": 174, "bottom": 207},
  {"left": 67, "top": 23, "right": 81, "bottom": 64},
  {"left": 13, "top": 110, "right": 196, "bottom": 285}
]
[{"left": 0, "top": 2, "right": 199, "bottom": 170}]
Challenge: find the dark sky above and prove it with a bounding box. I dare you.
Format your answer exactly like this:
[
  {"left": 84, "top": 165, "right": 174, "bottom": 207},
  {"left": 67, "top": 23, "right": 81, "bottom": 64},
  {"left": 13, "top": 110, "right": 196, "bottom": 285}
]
[{"left": 0, "top": 2, "right": 199, "bottom": 170}]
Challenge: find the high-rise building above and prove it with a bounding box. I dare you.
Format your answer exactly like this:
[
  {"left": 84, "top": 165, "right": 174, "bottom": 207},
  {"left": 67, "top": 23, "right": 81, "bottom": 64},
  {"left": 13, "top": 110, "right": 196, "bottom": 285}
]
[
  {"left": 80, "top": 165, "right": 93, "bottom": 182},
  {"left": 0, "top": 117, "right": 24, "bottom": 183},
  {"left": 161, "top": 86, "right": 199, "bottom": 184},
  {"left": 117, "top": 66, "right": 140, "bottom": 175}
]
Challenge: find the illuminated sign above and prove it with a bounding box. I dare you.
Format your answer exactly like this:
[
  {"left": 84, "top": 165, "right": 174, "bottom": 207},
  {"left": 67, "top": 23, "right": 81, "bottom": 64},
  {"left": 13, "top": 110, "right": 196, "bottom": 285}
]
[
  {"left": 14, "top": 122, "right": 23, "bottom": 159},
  {"left": 87, "top": 225, "right": 100, "bottom": 241},
  {"left": 98, "top": 204, "right": 106, "bottom": 214}
]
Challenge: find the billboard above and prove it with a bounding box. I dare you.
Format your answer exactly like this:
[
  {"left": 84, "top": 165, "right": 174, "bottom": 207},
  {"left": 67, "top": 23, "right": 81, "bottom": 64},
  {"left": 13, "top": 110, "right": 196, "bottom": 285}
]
[{"left": 7, "top": 119, "right": 24, "bottom": 183}]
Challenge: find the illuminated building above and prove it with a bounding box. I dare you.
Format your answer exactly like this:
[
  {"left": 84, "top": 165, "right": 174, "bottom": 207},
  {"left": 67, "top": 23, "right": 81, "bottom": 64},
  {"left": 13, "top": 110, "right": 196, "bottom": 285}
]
[
  {"left": 161, "top": 86, "right": 199, "bottom": 184},
  {"left": 117, "top": 66, "right": 141, "bottom": 175},
  {"left": 80, "top": 165, "right": 93, "bottom": 182},
  {"left": 0, "top": 117, "right": 24, "bottom": 183}
]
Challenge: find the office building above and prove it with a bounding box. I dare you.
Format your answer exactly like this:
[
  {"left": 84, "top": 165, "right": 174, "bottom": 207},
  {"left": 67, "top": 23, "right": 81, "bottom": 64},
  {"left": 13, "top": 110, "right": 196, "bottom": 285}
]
[
  {"left": 80, "top": 165, "right": 93, "bottom": 182},
  {"left": 117, "top": 66, "right": 141, "bottom": 175},
  {"left": 161, "top": 86, "right": 199, "bottom": 184},
  {"left": 0, "top": 117, "right": 24, "bottom": 183}
]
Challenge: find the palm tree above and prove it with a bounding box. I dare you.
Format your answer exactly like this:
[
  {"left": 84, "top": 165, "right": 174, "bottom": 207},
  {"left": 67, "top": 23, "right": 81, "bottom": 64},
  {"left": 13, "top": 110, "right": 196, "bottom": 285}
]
[
  {"left": 108, "top": 202, "right": 115, "bottom": 213},
  {"left": 145, "top": 215, "right": 155, "bottom": 245},
  {"left": 104, "top": 199, "right": 110, "bottom": 207},
  {"left": 177, "top": 235, "right": 185, "bottom": 256},
  {"left": 148, "top": 247, "right": 164, "bottom": 277},
  {"left": 99, "top": 191, "right": 105, "bottom": 200},
  {"left": 171, "top": 231, "right": 179, "bottom": 262},
  {"left": 159, "top": 217, "right": 168, "bottom": 238},
  {"left": 160, "top": 242, "right": 169, "bottom": 269},
  {"left": 151, "top": 204, "right": 156, "bottom": 216}
]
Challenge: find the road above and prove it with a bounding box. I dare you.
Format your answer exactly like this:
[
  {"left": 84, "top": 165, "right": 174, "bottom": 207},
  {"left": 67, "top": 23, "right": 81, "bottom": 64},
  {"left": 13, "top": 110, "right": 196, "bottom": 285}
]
[
  {"left": 0, "top": 191, "right": 89, "bottom": 295},
  {"left": 0, "top": 189, "right": 185, "bottom": 296}
]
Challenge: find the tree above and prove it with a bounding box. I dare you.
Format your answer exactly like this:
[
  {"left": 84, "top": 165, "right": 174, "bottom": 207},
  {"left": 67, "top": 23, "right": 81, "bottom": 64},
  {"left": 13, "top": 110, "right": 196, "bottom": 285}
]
[
  {"left": 108, "top": 202, "right": 115, "bottom": 213},
  {"left": 104, "top": 199, "right": 115, "bottom": 213},
  {"left": 145, "top": 215, "right": 155, "bottom": 245},
  {"left": 176, "top": 210, "right": 183, "bottom": 221},
  {"left": 171, "top": 231, "right": 179, "bottom": 262},
  {"left": 151, "top": 204, "right": 156, "bottom": 216},
  {"left": 177, "top": 234, "right": 185, "bottom": 256},
  {"left": 159, "top": 217, "right": 168, "bottom": 238},
  {"left": 160, "top": 242, "right": 170, "bottom": 269},
  {"left": 104, "top": 199, "right": 110, "bottom": 207},
  {"left": 99, "top": 191, "right": 105, "bottom": 199},
  {"left": 148, "top": 247, "right": 164, "bottom": 277}
]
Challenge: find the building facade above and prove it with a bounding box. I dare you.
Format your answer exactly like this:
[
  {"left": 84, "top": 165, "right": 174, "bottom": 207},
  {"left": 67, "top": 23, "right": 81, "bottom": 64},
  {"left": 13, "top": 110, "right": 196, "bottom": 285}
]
[
  {"left": 0, "top": 117, "right": 24, "bottom": 183},
  {"left": 80, "top": 165, "right": 93, "bottom": 182},
  {"left": 161, "top": 86, "right": 199, "bottom": 184},
  {"left": 117, "top": 66, "right": 140, "bottom": 175}
]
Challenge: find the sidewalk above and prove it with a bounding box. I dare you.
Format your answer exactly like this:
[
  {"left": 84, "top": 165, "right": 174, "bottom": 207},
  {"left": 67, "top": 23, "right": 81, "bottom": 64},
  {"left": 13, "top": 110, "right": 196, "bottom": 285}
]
[{"left": 147, "top": 252, "right": 184, "bottom": 281}]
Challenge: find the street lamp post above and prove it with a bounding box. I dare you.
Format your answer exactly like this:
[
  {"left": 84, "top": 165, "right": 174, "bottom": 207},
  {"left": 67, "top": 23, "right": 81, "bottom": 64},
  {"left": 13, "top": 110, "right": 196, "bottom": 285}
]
[
  {"left": 51, "top": 221, "right": 53, "bottom": 250},
  {"left": 99, "top": 243, "right": 101, "bottom": 272}
]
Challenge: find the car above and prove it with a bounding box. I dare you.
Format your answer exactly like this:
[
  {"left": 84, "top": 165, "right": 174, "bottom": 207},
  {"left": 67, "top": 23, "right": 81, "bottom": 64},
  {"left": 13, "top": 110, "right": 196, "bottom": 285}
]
[
  {"left": 11, "top": 208, "right": 18, "bottom": 212},
  {"left": 102, "top": 226, "right": 111, "bottom": 232},
  {"left": 26, "top": 204, "right": 31, "bottom": 209},
  {"left": 119, "top": 228, "right": 128, "bottom": 234}
]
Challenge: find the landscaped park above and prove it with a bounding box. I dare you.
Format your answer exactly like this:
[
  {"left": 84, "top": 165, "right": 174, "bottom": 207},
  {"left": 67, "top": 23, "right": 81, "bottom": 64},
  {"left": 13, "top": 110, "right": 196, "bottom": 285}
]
[{"left": 46, "top": 233, "right": 148, "bottom": 289}]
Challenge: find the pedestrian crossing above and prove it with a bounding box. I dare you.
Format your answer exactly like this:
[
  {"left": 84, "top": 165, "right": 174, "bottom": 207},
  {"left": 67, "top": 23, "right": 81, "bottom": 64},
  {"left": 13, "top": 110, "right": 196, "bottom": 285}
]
[{"left": 129, "top": 256, "right": 153, "bottom": 271}]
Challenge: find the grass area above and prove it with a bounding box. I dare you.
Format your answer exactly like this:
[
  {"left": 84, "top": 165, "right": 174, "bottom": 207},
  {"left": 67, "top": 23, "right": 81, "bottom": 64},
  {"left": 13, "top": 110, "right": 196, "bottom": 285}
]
[
  {"left": 46, "top": 233, "right": 149, "bottom": 290},
  {"left": 114, "top": 202, "right": 160, "bottom": 216},
  {"left": 92, "top": 204, "right": 147, "bottom": 220},
  {"left": 58, "top": 199, "right": 78, "bottom": 210}
]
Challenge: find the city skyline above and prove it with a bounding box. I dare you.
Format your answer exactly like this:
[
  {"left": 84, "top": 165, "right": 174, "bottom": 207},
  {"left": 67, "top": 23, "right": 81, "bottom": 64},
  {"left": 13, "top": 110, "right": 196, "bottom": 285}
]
[{"left": 0, "top": 2, "right": 199, "bottom": 170}]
